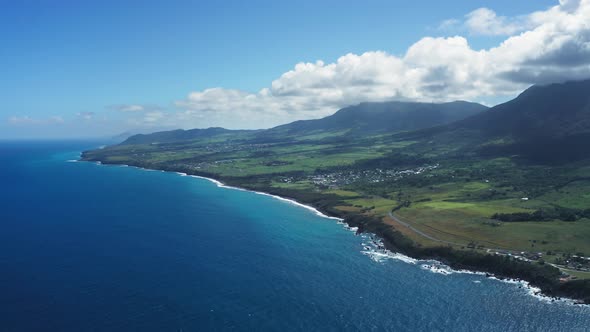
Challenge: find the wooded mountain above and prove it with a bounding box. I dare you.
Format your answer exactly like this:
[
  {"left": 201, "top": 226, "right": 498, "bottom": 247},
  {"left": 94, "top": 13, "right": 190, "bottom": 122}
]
[
  {"left": 268, "top": 101, "right": 487, "bottom": 135},
  {"left": 122, "top": 127, "right": 253, "bottom": 145},
  {"left": 122, "top": 100, "right": 487, "bottom": 144},
  {"left": 121, "top": 79, "right": 590, "bottom": 164},
  {"left": 404, "top": 79, "right": 590, "bottom": 164}
]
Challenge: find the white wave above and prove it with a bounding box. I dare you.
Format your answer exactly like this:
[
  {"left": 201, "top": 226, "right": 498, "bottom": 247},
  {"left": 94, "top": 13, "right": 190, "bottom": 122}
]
[
  {"left": 66, "top": 160, "right": 78, "bottom": 163},
  {"left": 187, "top": 175, "right": 343, "bottom": 221},
  {"left": 252, "top": 191, "right": 343, "bottom": 221},
  {"left": 420, "top": 263, "right": 453, "bottom": 275},
  {"left": 484, "top": 276, "right": 586, "bottom": 305},
  {"left": 357, "top": 237, "right": 587, "bottom": 306},
  {"left": 361, "top": 250, "right": 418, "bottom": 264},
  {"left": 345, "top": 226, "right": 359, "bottom": 232}
]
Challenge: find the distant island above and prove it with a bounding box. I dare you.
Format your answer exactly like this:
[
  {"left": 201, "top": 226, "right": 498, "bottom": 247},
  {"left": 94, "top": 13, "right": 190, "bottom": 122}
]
[{"left": 83, "top": 79, "right": 590, "bottom": 304}]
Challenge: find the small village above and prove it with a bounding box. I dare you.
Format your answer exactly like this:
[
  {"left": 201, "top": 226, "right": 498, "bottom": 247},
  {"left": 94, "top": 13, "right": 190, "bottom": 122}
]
[{"left": 281, "top": 165, "right": 440, "bottom": 189}]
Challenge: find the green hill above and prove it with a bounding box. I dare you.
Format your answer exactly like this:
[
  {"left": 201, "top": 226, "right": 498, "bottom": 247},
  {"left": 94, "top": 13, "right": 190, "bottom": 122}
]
[
  {"left": 269, "top": 100, "right": 487, "bottom": 135},
  {"left": 121, "top": 100, "right": 487, "bottom": 145},
  {"left": 400, "top": 80, "right": 590, "bottom": 164},
  {"left": 121, "top": 127, "right": 255, "bottom": 145}
]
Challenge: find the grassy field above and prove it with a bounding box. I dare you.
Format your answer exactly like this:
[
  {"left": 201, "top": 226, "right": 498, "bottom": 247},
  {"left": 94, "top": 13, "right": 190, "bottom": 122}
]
[{"left": 395, "top": 205, "right": 590, "bottom": 253}]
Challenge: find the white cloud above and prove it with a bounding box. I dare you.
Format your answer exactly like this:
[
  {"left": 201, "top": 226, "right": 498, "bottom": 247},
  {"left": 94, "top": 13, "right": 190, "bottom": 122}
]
[
  {"left": 111, "top": 104, "right": 145, "bottom": 112},
  {"left": 143, "top": 111, "right": 165, "bottom": 123},
  {"left": 559, "top": 0, "right": 582, "bottom": 12},
  {"left": 8, "top": 115, "right": 64, "bottom": 126},
  {"left": 77, "top": 112, "right": 95, "bottom": 120},
  {"left": 464, "top": 8, "right": 528, "bottom": 36},
  {"left": 132, "top": 0, "right": 590, "bottom": 130},
  {"left": 438, "top": 19, "right": 460, "bottom": 31}
]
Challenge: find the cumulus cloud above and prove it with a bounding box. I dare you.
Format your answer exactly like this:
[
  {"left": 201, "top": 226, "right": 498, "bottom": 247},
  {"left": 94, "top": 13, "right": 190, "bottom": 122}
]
[
  {"left": 464, "top": 8, "right": 528, "bottom": 36},
  {"left": 8, "top": 115, "right": 64, "bottom": 126},
  {"left": 559, "top": 0, "right": 583, "bottom": 12},
  {"left": 145, "top": 0, "right": 590, "bottom": 130}
]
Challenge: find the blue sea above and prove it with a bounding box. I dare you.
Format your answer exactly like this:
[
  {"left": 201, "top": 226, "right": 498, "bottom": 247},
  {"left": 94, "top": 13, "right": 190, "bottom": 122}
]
[{"left": 0, "top": 141, "right": 589, "bottom": 331}]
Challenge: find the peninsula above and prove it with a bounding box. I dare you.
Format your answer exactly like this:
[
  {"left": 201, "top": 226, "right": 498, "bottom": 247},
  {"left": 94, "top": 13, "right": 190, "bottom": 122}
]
[{"left": 83, "top": 80, "right": 590, "bottom": 303}]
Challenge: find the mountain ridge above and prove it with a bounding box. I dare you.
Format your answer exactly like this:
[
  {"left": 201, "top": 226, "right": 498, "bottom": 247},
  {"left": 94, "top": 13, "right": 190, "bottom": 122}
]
[
  {"left": 121, "top": 100, "right": 488, "bottom": 145},
  {"left": 268, "top": 100, "right": 487, "bottom": 135},
  {"left": 404, "top": 79, "right": 590, "bottom": 164},
  {"left": 122, "top": 127, "right": 256, "bottom": 145}
]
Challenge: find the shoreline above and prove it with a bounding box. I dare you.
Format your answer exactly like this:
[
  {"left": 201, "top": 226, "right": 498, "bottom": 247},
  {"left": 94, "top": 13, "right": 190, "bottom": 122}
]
[
  {"left": 179, "top": 172, "right": 345, "bottom": 222},
  {"left": 79, "top": 157, "right": 589, "bottom": 306}
]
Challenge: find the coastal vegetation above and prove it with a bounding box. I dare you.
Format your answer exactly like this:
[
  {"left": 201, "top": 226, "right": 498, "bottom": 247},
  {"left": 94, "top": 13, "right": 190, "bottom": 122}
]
[{"left": 83, "top": 80, "right": 590, "bottom": 303}]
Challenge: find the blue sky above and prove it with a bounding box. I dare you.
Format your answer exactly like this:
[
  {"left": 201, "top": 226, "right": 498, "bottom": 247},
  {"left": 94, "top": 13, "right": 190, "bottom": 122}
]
[{"left": 1, "top": 0, "right": 583, "bottom": 138}]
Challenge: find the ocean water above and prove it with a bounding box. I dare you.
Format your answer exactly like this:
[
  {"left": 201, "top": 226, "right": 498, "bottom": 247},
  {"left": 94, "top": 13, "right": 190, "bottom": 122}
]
[{"left": 0, "top": 141, "right": 589, "bottom": 332}]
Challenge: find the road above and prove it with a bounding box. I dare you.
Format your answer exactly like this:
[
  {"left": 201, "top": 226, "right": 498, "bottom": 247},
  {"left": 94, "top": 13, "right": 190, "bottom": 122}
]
[
  {"left": 387, "top": 211, "right": 465, "bottom": 246},
  {"left": 387, "top": 211, "right": 526, "bottom": 255}
]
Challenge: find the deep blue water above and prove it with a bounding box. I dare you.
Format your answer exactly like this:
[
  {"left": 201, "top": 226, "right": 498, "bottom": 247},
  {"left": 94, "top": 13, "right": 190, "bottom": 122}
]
[{"left": 0, "top": 141, "right": 589, "bottom": 331}]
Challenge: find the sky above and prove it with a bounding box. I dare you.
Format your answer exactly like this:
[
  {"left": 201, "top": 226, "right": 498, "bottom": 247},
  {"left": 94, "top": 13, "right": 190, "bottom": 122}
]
[{"left": 2, "top": 0, "right": 589, "bottom": 138}]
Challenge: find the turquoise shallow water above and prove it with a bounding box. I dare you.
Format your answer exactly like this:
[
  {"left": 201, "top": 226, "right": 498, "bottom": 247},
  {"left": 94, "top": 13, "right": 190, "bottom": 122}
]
[{"left": 0, "top": 141, "right": 589, "bottom": 331}]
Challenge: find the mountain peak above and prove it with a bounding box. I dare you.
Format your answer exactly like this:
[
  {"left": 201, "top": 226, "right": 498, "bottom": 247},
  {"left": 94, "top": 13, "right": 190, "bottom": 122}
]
[{"left": 457, "top": 79, "right": 590, "bottom": 138}]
